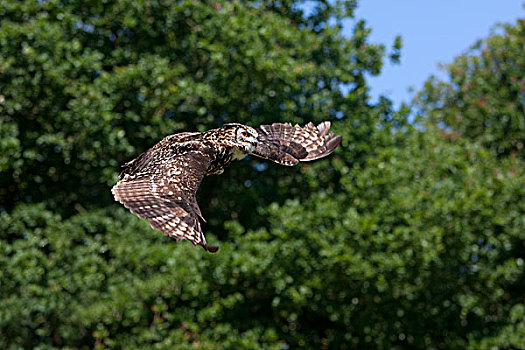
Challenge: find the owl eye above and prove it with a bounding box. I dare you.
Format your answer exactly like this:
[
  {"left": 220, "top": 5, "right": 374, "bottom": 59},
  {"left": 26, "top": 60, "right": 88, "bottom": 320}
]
[{"left": 241, "top": 131, "right": 248, "bottom": 137}]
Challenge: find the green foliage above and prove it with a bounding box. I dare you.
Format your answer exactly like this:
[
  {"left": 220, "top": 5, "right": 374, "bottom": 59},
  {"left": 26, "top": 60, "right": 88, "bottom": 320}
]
[
  {"left": 1, "top": 0, "right": 524, "bottom": 349},
  {"left": 415, "top": 19, "right": 525, "bottom": 158},
  {"left": 0, "top": 0, "right": 384, "bottom": 220},
  {"left": 2, "top": 130, "right": 524, "bottom": 349}
]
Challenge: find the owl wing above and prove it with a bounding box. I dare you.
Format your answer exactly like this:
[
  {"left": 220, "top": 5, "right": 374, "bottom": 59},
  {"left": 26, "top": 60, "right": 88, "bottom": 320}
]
[
  {"left": 252, "top": 121, "right": 342, "bottom": 165},
  {"left": 111, "top": 148, "right": 218, "bottom": 253}
]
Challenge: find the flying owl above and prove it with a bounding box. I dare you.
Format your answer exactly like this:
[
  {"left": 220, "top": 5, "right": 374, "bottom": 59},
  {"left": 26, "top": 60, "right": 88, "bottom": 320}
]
[{"left": 112, "top": 121, "right": 341, "bottom": 252}]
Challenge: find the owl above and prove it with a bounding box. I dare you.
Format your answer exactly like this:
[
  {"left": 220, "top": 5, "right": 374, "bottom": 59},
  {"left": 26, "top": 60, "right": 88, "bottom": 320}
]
[{"left": 112, "top": 121, "right": 341, "bottom": 252}]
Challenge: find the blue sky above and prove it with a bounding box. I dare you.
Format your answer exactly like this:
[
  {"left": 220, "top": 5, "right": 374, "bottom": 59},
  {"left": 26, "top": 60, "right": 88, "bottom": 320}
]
[{"left": 344, "top": 0, "right": 524, "bottom": 107}]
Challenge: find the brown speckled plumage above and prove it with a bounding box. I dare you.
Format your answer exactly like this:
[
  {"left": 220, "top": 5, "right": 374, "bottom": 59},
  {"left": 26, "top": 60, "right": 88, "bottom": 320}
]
[{"left": 112, "top": 121, "right": 341, "bottom": 252}]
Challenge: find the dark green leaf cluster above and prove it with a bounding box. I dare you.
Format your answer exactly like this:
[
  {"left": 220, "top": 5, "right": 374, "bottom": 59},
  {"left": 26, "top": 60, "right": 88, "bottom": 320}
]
[
  {"left": 1, "top": 1, "right": 524, "bottom": 349},
  {"left": 2, "top": 132, "right": 524, "bottom": 349},
  {"left": 0, "top": 0, "right": 383, "bottom": 219}
]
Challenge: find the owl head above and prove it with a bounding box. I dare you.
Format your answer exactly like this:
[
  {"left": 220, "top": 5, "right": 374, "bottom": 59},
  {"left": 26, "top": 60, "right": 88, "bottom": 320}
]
[{"left": 218, "top": 123, "right": 259, "bottom": 152}]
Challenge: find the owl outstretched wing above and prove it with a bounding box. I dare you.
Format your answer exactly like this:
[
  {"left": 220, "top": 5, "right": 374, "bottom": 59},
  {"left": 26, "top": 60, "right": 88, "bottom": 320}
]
[
  {"left": 111, "top": 148, "right": 219, "bottom": 253},
  {"left": 252, "top": 121, "right": 341, "bottom": 165}
]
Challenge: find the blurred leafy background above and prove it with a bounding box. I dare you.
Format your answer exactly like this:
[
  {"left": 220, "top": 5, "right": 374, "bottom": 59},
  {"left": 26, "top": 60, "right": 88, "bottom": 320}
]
[{"left": 0, "top": 0, "right": 524, "bottom": 349}]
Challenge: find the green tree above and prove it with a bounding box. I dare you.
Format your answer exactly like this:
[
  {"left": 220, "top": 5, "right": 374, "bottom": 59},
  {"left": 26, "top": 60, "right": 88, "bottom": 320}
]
[
  {"left": 414, "top": 19, "right": 525, "bottom": 158},
  {"left": 2, "top": 128, "right": 524, "bottom": 349},
  {"left": 0, "top": 0, "right": 384, "bottom": 224},
  {"left": 1, "top": 0, "right": 524, "bottom": 349}
]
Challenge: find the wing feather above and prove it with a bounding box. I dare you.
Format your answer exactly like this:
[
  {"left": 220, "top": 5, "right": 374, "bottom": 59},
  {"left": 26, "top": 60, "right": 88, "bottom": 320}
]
[
  {"left": 112, "top": 145, "right": 218, "bottom": 253},
  {"left": 252, "top": 121, "right": 341, "bottom": 165}
]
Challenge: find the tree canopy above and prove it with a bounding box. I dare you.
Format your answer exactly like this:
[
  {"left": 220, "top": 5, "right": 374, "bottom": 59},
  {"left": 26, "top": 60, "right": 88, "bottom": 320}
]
[
  {"left": 1, "top": 1, "right": 524, "bottom": 349},
  {"left": 415, "top": 19, "right": 525, "bottom": 158}
]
